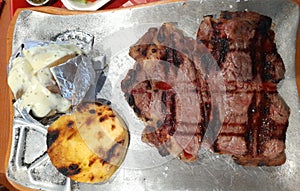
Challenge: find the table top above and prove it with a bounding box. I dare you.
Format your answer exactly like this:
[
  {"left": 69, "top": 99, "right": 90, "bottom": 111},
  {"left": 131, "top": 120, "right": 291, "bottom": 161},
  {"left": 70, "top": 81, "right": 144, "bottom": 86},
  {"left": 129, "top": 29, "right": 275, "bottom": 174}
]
[
  {"left": 0, "top": 0, "right": 300, "bottom": 190},
  {"left": 0, "top": 0, "right": 15, "bottom": 189}
]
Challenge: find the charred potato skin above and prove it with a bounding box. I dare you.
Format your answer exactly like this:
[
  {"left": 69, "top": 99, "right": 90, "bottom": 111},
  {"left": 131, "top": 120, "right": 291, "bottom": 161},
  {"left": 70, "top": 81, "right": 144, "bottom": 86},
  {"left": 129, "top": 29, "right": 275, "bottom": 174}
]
[{"left": 47, "top": 102, "right": 129, "bottom": 183}]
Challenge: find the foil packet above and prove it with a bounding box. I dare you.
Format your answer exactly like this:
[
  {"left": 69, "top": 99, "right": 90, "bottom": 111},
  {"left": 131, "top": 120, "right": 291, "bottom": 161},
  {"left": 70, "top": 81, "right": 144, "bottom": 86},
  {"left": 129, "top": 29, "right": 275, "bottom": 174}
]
[{"left": 7, "top": 30, "right": 106, "bottom": 122}]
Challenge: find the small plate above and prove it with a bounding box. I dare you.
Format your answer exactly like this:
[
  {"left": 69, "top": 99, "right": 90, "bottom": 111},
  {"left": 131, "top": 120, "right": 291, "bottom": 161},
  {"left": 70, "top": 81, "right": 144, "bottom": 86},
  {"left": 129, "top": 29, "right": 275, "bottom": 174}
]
[
  {"left": 61, "top": 0, "right": 112, "bottom": 11},
  {"left": 26, "top": 0, "right": 50, "bottom": 6}
]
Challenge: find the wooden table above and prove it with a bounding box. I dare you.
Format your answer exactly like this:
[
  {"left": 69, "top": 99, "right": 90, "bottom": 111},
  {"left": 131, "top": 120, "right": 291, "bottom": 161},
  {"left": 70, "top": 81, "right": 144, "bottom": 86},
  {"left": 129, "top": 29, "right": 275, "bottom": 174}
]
[
  {"left": 0, "top": 0, "right": 18, "bottom": 190},
  {"left": 1, "top": 0, "right": 300, "bottom": 190}
]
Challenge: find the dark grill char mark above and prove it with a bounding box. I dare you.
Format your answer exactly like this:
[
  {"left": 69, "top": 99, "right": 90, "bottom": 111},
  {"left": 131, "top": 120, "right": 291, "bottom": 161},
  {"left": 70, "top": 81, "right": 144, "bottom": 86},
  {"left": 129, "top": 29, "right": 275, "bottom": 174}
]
[
  {"left": 47, "top": 129, "right": 60, "bottom": 148},
  {"left": 168, "top": 93, "right": 176, "bottom": 136},
  {"left": 103, "top": 140, "right": 126, "bottom": 164},
  {"left": 246, "top": 92, "right": 259, "bottom": 157},
  {"left": 197, "top": 11, "right": 290, "bottom": 166},
  {"left": 232, "top": 92, "right": 289, "bottom": 166},
  {"left": 58, "top": 164, "right": 81, "bottom": 177}
]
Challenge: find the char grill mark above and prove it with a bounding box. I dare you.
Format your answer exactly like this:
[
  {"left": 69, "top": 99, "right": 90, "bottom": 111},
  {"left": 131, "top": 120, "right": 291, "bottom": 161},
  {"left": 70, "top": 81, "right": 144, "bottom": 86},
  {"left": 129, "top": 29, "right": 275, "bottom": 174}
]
[
  {"left": 47, "top": 129, "right": 60, "bottom": 148},
  {"left": 233, "top": 92, "right": 289, "bottom": 166},
  {"left": 197, "top": 11, "right": 290, "bottom": 166},
  {"left": 58, "top": 164, "right": 81, "bottom": 177}
]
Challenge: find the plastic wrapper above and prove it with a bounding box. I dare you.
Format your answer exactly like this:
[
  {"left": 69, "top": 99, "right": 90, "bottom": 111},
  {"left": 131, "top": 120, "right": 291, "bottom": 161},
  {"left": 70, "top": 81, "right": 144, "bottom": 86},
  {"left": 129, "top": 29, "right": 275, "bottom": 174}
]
[{"left": 6, "top": 0, "right": 300, "bottom": 191}]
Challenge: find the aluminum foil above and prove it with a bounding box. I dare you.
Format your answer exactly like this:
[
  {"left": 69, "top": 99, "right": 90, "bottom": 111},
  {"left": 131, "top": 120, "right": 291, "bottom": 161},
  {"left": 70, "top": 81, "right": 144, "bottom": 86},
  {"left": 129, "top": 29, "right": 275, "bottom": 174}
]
[
  {"left": 7, "top": 0, "right": 300, "bottom": 190},
  {"left": 7, "top": 31, "right": 107, "bottom": 117},
  {"left": 50, "top": 55, "right": 96, "bottom": 106},
  {"left": 51, "top": 30, "right": 95, "bottom": 54}
]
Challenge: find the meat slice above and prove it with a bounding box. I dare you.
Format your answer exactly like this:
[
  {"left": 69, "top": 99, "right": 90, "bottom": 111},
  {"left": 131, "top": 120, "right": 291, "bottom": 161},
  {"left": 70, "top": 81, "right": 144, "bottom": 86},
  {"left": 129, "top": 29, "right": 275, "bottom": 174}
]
[
  {"left": 214, "top": 92, "right": 289, "bottom": 166},
  {"left": 197, "top": 11, "right": 290, "bottom": 166},
  {"left": 197, "top": 11, "right": 285, "bottom": 85},
  {"left": 233, "top": 92, "right": 290, "bottom": 166},
  {"left": 122, "top": 23, "right": 215, "bottom": 162}
]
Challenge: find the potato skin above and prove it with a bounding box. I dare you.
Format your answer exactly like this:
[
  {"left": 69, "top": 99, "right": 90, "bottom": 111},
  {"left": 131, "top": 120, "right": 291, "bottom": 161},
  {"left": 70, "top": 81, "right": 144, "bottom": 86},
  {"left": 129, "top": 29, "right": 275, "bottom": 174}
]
[{"left": 47, "top": 102, "right": 129, "bottom": 183}]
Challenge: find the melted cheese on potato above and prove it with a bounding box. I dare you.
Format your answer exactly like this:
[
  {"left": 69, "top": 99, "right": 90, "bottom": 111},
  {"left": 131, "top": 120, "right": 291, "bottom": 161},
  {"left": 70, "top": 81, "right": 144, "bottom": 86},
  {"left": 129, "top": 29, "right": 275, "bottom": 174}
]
[
  {"left": 23, "top": 44, "right": 82, "bottom": 73},
  {"left": 8, "top": 44, "right": 81, "bottom": 117}
]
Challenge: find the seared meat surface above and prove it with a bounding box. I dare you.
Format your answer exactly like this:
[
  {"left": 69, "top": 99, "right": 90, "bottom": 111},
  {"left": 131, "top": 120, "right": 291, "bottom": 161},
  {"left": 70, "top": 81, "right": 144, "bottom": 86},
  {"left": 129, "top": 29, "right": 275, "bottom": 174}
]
[
  {"left": 121, "top": 23, "right": 214, "bottom": 162},
  {"left": 122, "top": 11, "right": 290, "bottom": 166},
  {"left": 197, "top": 11, "right": 290, "bottom": 166}
]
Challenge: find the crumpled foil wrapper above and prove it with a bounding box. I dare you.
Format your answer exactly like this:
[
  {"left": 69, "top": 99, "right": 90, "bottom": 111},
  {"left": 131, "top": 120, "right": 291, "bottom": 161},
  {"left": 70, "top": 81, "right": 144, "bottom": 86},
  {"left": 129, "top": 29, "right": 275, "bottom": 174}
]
[
  {"left": 51, "top": 55, "right": 96, "bottom": 106},
  {"left": 51, "top": 30, "right": 95, "bottom": 54},
  {"left": 6, "top": 0, "right": 300, "bottom": 191},
  {"left": 7, "top": 31, "right": 107, "bottom": 122}
]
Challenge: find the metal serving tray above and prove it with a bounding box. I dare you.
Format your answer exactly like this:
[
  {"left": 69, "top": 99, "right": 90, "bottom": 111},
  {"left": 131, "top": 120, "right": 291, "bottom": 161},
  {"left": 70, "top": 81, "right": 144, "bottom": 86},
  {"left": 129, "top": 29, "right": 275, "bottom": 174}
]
[{"left": 7, "top": 0, "right": 300, "bottom": 190}]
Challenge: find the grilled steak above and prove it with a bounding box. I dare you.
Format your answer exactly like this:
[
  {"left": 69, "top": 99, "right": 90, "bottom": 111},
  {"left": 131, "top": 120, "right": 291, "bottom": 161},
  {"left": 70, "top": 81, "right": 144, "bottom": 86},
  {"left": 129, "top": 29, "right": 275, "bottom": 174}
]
[
  {"left": 121, "top": 23, "right": 217, "bottom": 162},
  {"left": 121, "top": 11, "right": 290, "bottom": 166},
  {"left": 197, "top": 11, "right": 290, "bottom": 166}
]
